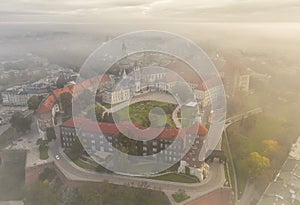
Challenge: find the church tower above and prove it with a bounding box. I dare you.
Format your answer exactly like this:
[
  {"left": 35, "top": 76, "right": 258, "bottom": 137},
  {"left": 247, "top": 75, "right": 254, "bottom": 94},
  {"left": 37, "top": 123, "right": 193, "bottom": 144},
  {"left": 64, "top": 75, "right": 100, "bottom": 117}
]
[
  {"left": 134, "top": 62, "right": 141, "bottom": 92},
  {"left": 122, "top": 40, "right": 127, "bottom": 56}
]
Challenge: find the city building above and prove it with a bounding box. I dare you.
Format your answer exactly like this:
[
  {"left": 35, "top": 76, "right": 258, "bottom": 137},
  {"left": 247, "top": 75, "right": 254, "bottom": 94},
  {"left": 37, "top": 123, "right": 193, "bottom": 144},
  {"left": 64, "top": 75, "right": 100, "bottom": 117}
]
[
  {"left": 2, "top": 86, "right": 30, "bottom": 106},
  {"left": 60, "top": 117, "right": 208, "bottom": 166},
  {"left": 217, "top": 61, "right": 251, "bottom": 97},
  {"left": 36, "top": 75, "right": 112, "bottom": 138},
  {"left": 102, "top": 87, "right": 131, "bottom": 105}
]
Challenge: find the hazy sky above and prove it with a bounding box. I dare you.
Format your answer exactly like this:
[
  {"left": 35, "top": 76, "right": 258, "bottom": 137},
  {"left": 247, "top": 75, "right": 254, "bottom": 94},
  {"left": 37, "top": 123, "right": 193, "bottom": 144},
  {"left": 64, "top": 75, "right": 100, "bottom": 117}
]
[{"left": 1, "top": 0, "right": 300, "bottom": 23}]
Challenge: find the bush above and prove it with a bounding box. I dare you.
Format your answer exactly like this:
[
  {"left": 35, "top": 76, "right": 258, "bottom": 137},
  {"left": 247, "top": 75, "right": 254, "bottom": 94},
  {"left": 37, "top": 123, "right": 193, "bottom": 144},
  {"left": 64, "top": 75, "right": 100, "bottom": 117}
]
[
  {"left": 39, "top": 143, "right": 49, "bottom": 160},
  {"left": 39, "top": 168, "right": 56, "bottom": 182},
  {"left": 172, "top": 189, "right": 190, "bottom": 203}
]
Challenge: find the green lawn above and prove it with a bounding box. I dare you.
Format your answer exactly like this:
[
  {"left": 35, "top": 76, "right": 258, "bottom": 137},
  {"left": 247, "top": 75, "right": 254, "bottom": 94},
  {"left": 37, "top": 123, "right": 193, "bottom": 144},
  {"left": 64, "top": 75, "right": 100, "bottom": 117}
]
[
  {"left": 150, "top": 173, "right": 199, "bottom": 183},
  {"left": 74, "top": 158, "right": 96, "bottom": 170},
  {"left": 115, "top": 100, "right": 176, "bottom": 127},
  {"left": 0, "top": 150, "right": 26, "bottom": 200}
]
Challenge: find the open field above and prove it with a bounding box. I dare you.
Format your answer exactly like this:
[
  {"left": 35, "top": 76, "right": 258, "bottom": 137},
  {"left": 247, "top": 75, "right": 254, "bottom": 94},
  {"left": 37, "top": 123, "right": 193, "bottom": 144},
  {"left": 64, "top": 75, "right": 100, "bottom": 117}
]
[{"left": 0, "top": 150, "right": 26, "bottom": 201}]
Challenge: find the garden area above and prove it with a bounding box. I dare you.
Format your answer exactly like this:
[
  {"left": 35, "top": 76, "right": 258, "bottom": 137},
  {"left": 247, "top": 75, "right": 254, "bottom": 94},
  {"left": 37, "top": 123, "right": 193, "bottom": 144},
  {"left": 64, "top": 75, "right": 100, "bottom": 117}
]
[{"left": 114, "top": 100, "right": 177, "bottom": 127}]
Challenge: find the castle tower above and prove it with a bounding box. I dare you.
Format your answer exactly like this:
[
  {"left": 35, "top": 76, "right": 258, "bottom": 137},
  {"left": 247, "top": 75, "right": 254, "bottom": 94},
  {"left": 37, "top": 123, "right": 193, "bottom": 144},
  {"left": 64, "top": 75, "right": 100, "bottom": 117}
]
[
  {"left": 122, "top": 69, "right": 127, "bottom": 79},
  {"left": 134, "top": 62, "right": 141, "bottom": 92}
]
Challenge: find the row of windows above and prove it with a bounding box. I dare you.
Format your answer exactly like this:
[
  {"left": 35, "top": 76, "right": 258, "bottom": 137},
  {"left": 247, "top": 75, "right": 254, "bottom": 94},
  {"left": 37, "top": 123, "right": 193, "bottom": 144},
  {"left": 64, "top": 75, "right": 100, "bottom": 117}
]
[
  {"left": 61, "top": 131, "right": 75, "bottom": 136},
  {"left": 62, "top": 137, "right": 75, "bottom": 142},
  {"left": 63, "top": 142, "right": 72, "bottom": 147}
]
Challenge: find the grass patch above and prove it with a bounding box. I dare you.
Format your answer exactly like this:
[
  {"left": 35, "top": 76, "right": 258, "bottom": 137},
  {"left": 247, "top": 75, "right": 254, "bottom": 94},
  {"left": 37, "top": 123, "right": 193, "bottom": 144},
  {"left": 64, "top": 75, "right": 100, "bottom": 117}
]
[
  {"left": 0, "top": 150, "right": 26, "bottom": 200},
  {"left": 115, "top": 100, "right": 176, "bottom": 127},
  {"left": 74, "top": 158, "right": 96, "bottom": 170},
  {"left": 151, "top": 173, "right": 199, "bottom": 183}
]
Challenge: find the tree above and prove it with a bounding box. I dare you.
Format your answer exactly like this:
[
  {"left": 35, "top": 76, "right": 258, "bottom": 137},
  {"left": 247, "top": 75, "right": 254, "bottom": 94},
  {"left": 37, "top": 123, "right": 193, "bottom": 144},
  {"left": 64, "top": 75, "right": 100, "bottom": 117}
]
[
  {"left": 25, "top": 182, "right": 58, "bottom": 205},
  {"left": 60, "top": 92, "right": 73, "bottom": 116},
  {"left": 56, "top": 73, "right": 66, "bottom": 88},
  {"left": 241, "top": 115, "right": 257, "bottom": 132},
  {"left": 65, "top": 137, "right": 84, "bottom": 161},
  {"left": 27, "top": 95, "right": 43, "bottom": 110},
  {"left": 247, "top": 152, "right": 270, "bottom": 179},
  {"left": 262, "top": 140, "right": 279, "bottom": 158},
  {"left": 10, "top": 112, "right": 32, "bottom": 132},
  {"left": 46, "top": 127, "right": 56, "bottom": 141},
  {"left": 86, "top": 104, "right": 105, "bottom": 122}
]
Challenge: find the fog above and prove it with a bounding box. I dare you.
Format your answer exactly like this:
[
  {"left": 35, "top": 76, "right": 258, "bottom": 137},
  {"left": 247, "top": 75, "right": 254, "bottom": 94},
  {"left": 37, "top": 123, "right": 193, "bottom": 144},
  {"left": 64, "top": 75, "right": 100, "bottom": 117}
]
[{"left": 0, "top": 22, "right": 300, "bottom": 71}]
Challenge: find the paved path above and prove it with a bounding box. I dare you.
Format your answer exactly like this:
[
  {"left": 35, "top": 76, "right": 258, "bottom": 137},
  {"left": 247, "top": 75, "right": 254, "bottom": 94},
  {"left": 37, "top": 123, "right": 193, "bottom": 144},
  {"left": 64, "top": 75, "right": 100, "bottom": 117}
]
[
  {"left": 102, "top": 92, "right": 177, "bottom": 116},
  {"left": 172, "top": 105, "right": 181, "bottom": 128},
  {"left": 236, "top": 182, "right": 258, "bottom": 205},
  {"left": 49, "top": 135, "right": 225, "bottom": 203}
]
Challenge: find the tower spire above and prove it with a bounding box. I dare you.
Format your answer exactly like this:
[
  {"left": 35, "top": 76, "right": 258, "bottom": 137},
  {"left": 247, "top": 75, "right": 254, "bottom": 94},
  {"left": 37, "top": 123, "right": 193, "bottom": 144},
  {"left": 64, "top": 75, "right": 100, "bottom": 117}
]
[
  {"left": 122, "top": 69, "right": 127, "bottom": 79},
  {"left": 122, "top": 40, "right": 127, "bottom": 55}
]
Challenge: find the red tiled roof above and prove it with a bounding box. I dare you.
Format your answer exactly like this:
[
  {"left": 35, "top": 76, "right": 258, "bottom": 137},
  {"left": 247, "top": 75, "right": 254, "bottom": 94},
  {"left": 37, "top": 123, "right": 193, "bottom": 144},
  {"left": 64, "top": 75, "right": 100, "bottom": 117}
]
[
  {"left": 80, "top": 74, "right": 111, "bottom": 90},
  {"left": 185, "top": 123, "right": 208, "bottom": 136},
  {"left": 61, "top": 117, "right": 92, "bottom": 128},
  {"left": 52, "top": 86, "right": 73, "bottom": 99},
  {"left": 81, "top": 121, "right": 120, "bottom": 136},
  {"left": 37, "top": 74, "right": 111, "bottom": 114},
  {"left": 37, "top": 86, "right": 74, "bottom": 114},
  {"left": 60, "top": 117, "right": 208, "bottom": 140},
  {"left": 37, "top": 94, "right": 56, "bottom": 114},
  {"left": 165, "top": 60, "right": 203, "bottom": 85}
]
